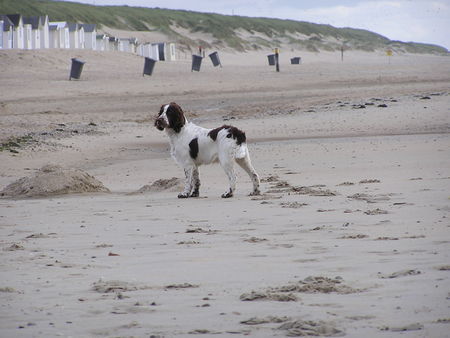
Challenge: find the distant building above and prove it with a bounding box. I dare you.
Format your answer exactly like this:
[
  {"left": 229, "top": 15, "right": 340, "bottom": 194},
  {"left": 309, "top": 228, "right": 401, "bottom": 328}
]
[
  {"left": 108, "top": 36, "right": 119, "bottom": 51},
  {"left": 23, "top": 21, "right": 32, "bottom": 49},
  {"left": 118, "top": 37, "right": 138, "bottom": 53},
  {"left": 96, "top": 33, "right": 109, "bottom": 51},
  {"left": 68, "top": 23, "right": 83, "bottom": 49},
  {"left": 0, "top": 15, "right": 14, "bottom": 49},
  {"left": 137, "top": 43, "right": 160, "bottom": 60},
  {"left": 81, "top": 24, "right": 96, "bottom": 50},
  {"left": 23, "top": 16, "right": 43, "bottom": 49},
  {"left": 140, "top": 42, "right": 176, "bottom": 61},
  {"left": 0, "top": 12, "right": 176, "bottom": 57},
  {"left": 40, "top": 15, "right": 49, "bottom": 49},
  {"left": 49, "top": 22, "right": 70, "bottom": 48},
  {"left": 6, "top": 14, "right": 24, "bottom": 49},
  {"left": 167, "top": 42, "right": 176, "bottom": 61}
]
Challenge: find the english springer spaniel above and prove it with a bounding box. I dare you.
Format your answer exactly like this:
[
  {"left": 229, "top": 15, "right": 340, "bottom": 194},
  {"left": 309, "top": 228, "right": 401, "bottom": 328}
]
[{"left": 155, "top": 102, "right": 260, "bottom": 198}]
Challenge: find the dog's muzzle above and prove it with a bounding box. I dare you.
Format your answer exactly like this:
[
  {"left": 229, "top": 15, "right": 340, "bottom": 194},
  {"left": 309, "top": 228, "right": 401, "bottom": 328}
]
[{"left": 154, "top": 118, "right": 166, "bottom": 131}]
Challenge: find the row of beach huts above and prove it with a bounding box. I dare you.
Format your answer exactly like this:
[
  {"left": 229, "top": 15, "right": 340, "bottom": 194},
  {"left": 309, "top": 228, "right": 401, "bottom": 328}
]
[{"left": 0, "top": 14, "right": 176, "bottom": 61}]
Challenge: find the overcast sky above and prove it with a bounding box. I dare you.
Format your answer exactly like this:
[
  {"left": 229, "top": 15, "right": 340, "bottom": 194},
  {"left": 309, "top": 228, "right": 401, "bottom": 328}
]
[{"left": 65, "top": 0, "right": 450, "bottom": 49}]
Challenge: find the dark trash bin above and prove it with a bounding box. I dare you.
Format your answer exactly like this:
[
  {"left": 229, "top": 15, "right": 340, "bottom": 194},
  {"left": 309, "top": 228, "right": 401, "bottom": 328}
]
[
  {"left": 191, "top": 54, "right": 202, "bottom": 72},
  {"left": 267, "top": 54, "right": 276, "bottom": 66},
  {"left": 143, "top": 57, "right": 156, "bottom": 76},
  {"left": 291, "top": 57, "right": 301, "bottom": 64},
  {"left": 209, "top": 51, "right": 222, "bottom": 67},
  {"left": 69, "top": 58, "right": 85, "bottom": 80},
  {"left": 158, "top": 43, "right": 165, "bottom": 61}
]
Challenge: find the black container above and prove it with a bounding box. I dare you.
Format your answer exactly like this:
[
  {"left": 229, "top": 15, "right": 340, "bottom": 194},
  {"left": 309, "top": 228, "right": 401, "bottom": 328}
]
[
  {"left": 191, "top": 54, "right": 202, "bottom": 72},
  {"left": 143, "top": 57, "right": 156, "bottom": 76},
  {"left": 158, "top": 43, "right": 165, "bottom": 61},
  {"left": 69, "top": 58, "right": 85, "bottom": 80},
  {"left": 291, "top": 57, "right": 301, "bottom": 64},
  {"left": 209, "top": 51, "right": 221, "bottom": 67},
  {"left": 267, "top": 54, "right": 276, "bottom": 66}
]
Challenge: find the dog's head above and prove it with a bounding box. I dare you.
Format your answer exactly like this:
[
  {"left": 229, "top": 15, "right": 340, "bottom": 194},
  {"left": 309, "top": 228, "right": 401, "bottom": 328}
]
[{"left": 154, "top": 102, "right": 186, "bottom": 133}]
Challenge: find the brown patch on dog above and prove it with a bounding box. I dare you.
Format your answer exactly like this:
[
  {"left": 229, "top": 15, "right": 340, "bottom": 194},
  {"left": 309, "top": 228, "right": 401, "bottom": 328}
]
[
  {"left": 208, "top": 125, "right": 246, "bottom": 145},
  {"left": 166, "top": 102, "right": 186, "bottom": 133},
  {"left": 155, "top": 102, "right": 186, "bottom": 133},
  {"left": 189, "top": 137, "right": 199, "bottom": 159}
]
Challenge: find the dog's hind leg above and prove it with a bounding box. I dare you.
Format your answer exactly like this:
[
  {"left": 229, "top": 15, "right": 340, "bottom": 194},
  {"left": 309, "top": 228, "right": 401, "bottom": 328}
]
[
  {"left": 236, "top": 154, "right": 260, "bottom": 196},
  {"left": 219, "top": 156, "right": 236, "bottom": 198}
]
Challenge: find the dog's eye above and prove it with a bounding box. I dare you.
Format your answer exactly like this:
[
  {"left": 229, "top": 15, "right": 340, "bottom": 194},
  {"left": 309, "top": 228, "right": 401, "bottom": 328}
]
[{"left": 226, "top": 134, "right": 232, "bottom": 138}]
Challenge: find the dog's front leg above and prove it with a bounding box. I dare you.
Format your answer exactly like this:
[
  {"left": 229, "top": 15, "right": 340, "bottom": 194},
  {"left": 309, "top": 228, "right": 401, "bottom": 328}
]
[
  {"left": 190, "top": 167, "right": 200, "bottom": 197},
  {"left": 178, "top": 167, "right": 194, "bottom": 198}
]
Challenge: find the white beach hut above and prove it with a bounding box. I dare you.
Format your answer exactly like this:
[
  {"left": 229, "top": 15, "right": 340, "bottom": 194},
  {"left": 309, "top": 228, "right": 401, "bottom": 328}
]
[
  {"left": 151, "top": 42, "right": 176, "bottom": 61},
  {"left": 96, "top": 34, "right": 109, "bottom": 51},
  {"left": 23, "top": 22, "right": 32, "bottom": 49},
  {"left": 81, "top": 24, "right": 96, "bottom": 50},
  {"left": 23, "top": 16, "right": 48, "bottom": 49},
  {"left": 23, "top": 16, "right": 43, "bottom": 49},
  {"left": 7, "top": 14, "right": 24, "bottom": 49},
  {"left": 48, "top": 24, "right": 58, "bottom": 48},
  {"left": 108, "top": 36, "right": 119, "bottom": 51},
  {"left": 68, "top": 23, "right": 80, "bottom": 49},
  {"left": 78, "top": 25, "right": 85, "bottom": 49},
  {"left": 0, "top": 19, "right": 3, "bottom": 49},
  {"left": 137, "top": 43, "right": 159, "bottom": 60},
  {"left": 167, "top": 42, "right": 176, "bottom": 61},
  {"left": 118, "top": 38, "right": 131, "bottom": 52},
  {"left": 40, "top": 15, "right": 49, "bottom": 49},
  {"left": 0, "top": 16, "right": 14, "bottom": 49},
  {"left": 49, "top": 22, "right": 70, "bottom": 49}
]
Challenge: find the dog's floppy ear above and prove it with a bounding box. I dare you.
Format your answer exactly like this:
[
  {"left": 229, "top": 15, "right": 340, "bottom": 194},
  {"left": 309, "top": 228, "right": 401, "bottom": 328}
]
[{"left": 166, "top": 102, "right": 186, "bottom": 133}]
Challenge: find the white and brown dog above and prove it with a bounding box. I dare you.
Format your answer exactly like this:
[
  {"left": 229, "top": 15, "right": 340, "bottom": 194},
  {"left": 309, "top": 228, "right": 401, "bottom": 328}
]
[{"left": 155, "top": 102, "right": 260, "bottom": 198}]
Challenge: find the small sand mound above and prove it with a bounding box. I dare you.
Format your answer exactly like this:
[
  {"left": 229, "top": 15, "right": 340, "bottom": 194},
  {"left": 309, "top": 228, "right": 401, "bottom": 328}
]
[
  {"left": 278, "top": 319, "right": 345, "bottom": 337},
  {"left": 241, "top": 276, "right": 361, "bottom": 303},
  {"left": 273, "top": 276, "right": 360, "bottom": 294},
  {"left": 135, "top": 177, "right": 183, "bottom": 193},
  {"left": 0, "top": 164, "right": 109, "bottom": 198},
  {"left": 92, "top": 280, "right": 139, "bottom": 293}
]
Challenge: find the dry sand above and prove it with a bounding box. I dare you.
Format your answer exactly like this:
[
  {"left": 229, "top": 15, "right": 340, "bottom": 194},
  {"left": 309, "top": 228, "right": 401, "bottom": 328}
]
[{"left": 0, "top": 47, "right": 449, "bottom": 337}]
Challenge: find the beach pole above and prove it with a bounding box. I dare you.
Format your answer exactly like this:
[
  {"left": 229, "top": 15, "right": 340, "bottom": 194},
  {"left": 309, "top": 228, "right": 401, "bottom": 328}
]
[
  {"left": 386, "top": 49, "right": 393, "bottom": 64},
  {"left": 274, "top": 48, "right": 280, "bottom": 72}
]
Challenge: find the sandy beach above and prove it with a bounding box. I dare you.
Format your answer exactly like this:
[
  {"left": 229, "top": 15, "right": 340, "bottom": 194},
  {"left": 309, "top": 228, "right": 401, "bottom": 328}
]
[{"left": 1, "top": 48, "right": 449, "bottom": 337}]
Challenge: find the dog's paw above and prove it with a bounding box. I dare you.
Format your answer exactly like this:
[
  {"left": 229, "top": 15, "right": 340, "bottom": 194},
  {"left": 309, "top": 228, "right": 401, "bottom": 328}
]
[
  {"left": 178, "top": 192, "right": 190, "bottom": 199},
  {"left": 190, "top": 191, "right": 199, "bottom": 198},
  {"left": 221, "top": 191, "right": 233, "bottom": 198},
  {"left": 249, "top": 189, "right": 261, "bottom": 196}
]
